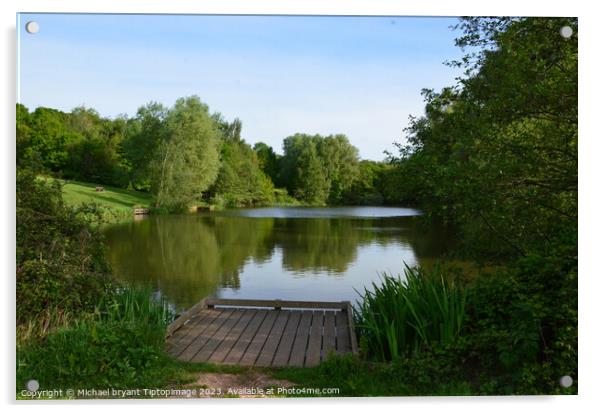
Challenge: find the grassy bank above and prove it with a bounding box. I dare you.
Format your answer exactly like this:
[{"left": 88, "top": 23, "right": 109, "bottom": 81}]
[
  {"left": 39, "top": 177, "right": 153, "bottom": 223},
  {"left": 44, "top": 177, "right": 306, "bottom": 221},
  {"left": 15, "top": 282, "right": 472, "bottom": 398},
  {"left": 17, "top": 267, "right": 576, "bottom": 398},
  {"left": 17, "top": 288, "right": 180, "bottom": 392},
  {"left": 61, "top": 180, "right": 152, "bottom": 211}
]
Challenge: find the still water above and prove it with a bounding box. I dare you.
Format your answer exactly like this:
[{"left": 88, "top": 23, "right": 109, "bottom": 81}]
[{"left": 104, "top": 207, "right": 452, "bottom": 312}]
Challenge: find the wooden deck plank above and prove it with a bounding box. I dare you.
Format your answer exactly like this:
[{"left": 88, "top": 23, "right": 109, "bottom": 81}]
[
  {"left": 166, "top": 299, "right": 357, "bottom": 368},
  {"left": 167, "top": 309, "right": 222, "bottom": 357},
  {"left": 322, "top": 311, "right": 336, "bottom": 360},
  {"left": 335, "top": 310, "right": 351, "bottom": 354},
  {"left": 288, "top": 311, "right": 313, "bottom": 367},
  {"left": 167, "top": 309, "right": 214, "bottom": 346},
  {"left": 345, "top": 302, "right": 359, "bottom": 354},
  {"left": 206, "top": 298, "right": 348, "bottom": 310},
  {"left": 166, "top": 318, "right": 204, "bottom": 354},
  {"left": 254, "top": 311, "right": 291, "bottom": 367},
  {"left": 271, "top": 311, "right": 302, "bottom": 366},
  {"left": 305, "top": 311, "right": 324, "bottom": 367},
  {"left": 190, "top": 310, "right": 246, "bottom": 363},
  {"left": 238, "top": 311, "right": 279, "bottom": 366},
  {"left": 208, "top": 309, "right": 256, "bottom": 364},
  {"left": 166, "top": 298, "right": 208, "bottom": 337},
  {"left": 222, "top": 310, "right": 268, "bottom": 365},
  {"left": 177, "top": 309, "right": 234, "bottom": 362}
]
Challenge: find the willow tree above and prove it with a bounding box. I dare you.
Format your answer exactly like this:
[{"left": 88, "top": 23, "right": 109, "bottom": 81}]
[{"left": 150, "top": 96, "right": 221, "bottom": 211}]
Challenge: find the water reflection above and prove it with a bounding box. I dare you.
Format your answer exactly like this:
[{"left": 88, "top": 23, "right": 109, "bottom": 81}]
[{"left": 104, "top": 208, "right": 451, "bottom": 311}]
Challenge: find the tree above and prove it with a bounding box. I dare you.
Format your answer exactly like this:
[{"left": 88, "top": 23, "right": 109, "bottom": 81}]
[
  {"left": 18, "top": 107, "right": 77, "bottom": 172},
  {"left": 149, "top": 96, "right": 221, "bottom": 211},
  {"left": 66, "top": 106, "right": 128, "bottom": 185},
  {"left": 317, "top": 134, "right": 360, "bottom": 203},
  {"left": 383, "top": 17, "right": 577, "bottom": 392},
  {"left": 210, "top": 120, "right": 275, "bottom": 207},
  {"left": 391, "top": 17, "right": 577, "bottom": 258},
  {"left": 122, "top": 102, "right": 168, "bottom": 190},
  {"left": 342, "top": 160, "right": 387, "bottom": 205},
  {"left": 253, "top": 142, "right": 281, "bottom": 185},
  {"left": 280, "top": 133, "right": 360, "bottom": 204}
]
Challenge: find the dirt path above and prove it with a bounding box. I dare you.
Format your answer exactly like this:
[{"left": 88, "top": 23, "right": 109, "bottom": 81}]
[{"left": 191, "top": 371, "right": 295, "bottom": 398}]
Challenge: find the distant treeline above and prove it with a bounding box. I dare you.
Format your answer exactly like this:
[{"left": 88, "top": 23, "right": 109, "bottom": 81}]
[{"left": 17, "top": 100, "right": 404, "bottom": 210}]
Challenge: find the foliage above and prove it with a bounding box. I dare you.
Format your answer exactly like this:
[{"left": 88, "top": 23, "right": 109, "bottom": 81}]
[
  {"left": 389, "top": 17, "right": 577, "bottom": 260},
  {"left": 355, "top": 265, "right": 467, "bottom": 361},
  {"left": 17, "top": 287, "right": 175, "bottom": 390},
  {"left": 376, "top": 17, "right": 578, "bottom": 392},
  {"left": 318, "top": 134, "right": 360, "bottom": 203},
  {"left": 17, "top": 99, "right": 391, "bottom": 208},
  {"left": 273, "top": 353, "right": 471, "bottom": 397},
  {"left": 16, "top": 168, "right": 113, "bottom": 323},
  {"left": 121, "top": 102, "right": 167, "bottom": 191},
  {"left": 17, "top": 105, "right": 75, "bottom": 172},
  {"left": 351, "top": 257, "right": 576, "bottom": 395},
  {"left": 253, "top": 141, "right": 281, "bottom": 185},
  {"left": 459, "top": 254, "right": 577, "bottom": 394},
  {"left": 16, "top": 105, "right": 131, "bottom": 187},
  {"left": 208, "top": 118, "right": 275, "bottom": 207},
  {"left": 341, "top": 160, "right": 387, "bottom": 205},
  {"left": 271, "top": 188, "right": 301, "bottom": 206},
  {"left": 280, "top": 133, "right": 360, "bottom": 204},
  {"left": 149, "top": 96, "right": 221, "bottom": 211}
]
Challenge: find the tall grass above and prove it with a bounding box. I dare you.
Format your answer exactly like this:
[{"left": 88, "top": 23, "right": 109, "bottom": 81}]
[
  {"left": 16, "top": 308, "right": 79, "bottom": 345},
  {"left": 355, "top": 265, "right": 467, "bottom": 362},
  {"left": 98, "top": 288, "right": 172, "bottom": 329},
  {"left": 17, "top": 287, "right": 175, "bottom": 390}
]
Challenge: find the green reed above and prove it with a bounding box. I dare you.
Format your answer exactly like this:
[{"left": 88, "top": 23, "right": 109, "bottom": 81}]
[
  {"left": 17, "top": 287, "right": 175, "bottom": 390},
  {"left": 354, "top": 265, "right": 467, "bottom": 362}
]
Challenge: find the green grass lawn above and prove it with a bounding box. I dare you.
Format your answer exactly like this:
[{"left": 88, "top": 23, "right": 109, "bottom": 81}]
[
  {"left": 38, "top": 177, "right": 153, "bottom": 222},
  {"left": 61, "top": 180, "right": 152, "bottom": 211}
]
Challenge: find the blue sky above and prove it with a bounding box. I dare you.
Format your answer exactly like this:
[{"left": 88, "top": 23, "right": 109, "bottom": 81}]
[{"left": 17, "top": 13, "right": 463, "bottom": 160}]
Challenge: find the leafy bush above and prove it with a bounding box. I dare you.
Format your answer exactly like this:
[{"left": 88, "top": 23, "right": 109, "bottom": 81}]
[
  {"left": 353, "top": 257, "right": 577, "bottom": 395},
  {"left": 274, "top": 352, "right": 471, "bottom": 397},
  {"left": 459, "top": 255, "right": 577, "bottom": 394},
  {"left": 17, "top": 169, "right": 113, "bottom": 323}
]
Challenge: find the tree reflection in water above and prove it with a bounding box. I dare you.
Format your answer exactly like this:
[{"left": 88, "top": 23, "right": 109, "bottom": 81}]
[{"left": 104, "top": 210, "right": 453, "bottom": 311}]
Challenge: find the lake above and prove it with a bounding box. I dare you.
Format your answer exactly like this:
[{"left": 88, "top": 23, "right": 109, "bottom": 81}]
[{"left": 103, "top": 207, "right": 454, "bottom": 312}]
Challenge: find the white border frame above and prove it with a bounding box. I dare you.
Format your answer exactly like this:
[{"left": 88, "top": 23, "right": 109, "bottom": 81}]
[{"left": 3, "top": 1, "right": 598, "bottom": 412}]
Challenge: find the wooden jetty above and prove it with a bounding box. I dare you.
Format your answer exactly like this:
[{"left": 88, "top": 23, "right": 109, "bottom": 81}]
[
  {"left": 166, "top": 298, "right": 358, "bottom": 368},
  {"left": 189, "top": 205, "right": 215, "bottom": 213},
  {"left": 133, "top": 207, "right": 150, "bottom": 215}
]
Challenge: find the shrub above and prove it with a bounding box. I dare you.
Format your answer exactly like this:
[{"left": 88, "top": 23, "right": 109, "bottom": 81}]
[
  {"left": 16, "top": 168, "right": 113, "bottom": 323},
  {"left": 353, "top": 257, "right": 577, "bottom": 395},
  {"left": 460, "top": 255, "right": 577, "bottom": 394}
]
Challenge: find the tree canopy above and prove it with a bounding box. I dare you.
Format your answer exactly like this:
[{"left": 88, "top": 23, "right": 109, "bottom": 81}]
[
  {"left": 148, "top": 96, "right": 221, "bottom": 210},
  {"left": 389, "top": 17, "right": 577, "bottom": 259},
  {"left": 280, "top": 133, "right": 360, "bottom": 205}
]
